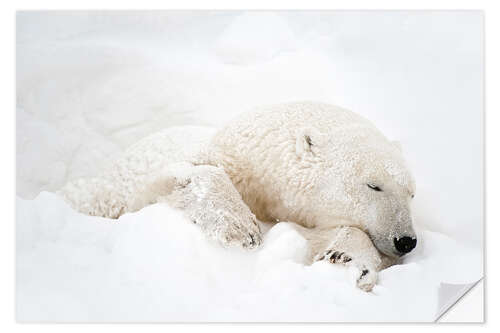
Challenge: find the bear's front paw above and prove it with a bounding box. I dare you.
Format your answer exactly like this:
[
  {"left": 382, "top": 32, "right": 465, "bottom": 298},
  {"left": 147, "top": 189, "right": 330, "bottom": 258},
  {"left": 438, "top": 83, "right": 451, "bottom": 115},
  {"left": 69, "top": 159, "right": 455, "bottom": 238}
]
[
  {"left": 213, "top": 217, "right": 263, "bottom": 250},
  {"left": 315, "top": 249, "right": 378, "bottom": 292},
  {"left": 356, "top": 267, "right": 377, "bottom": 292}
]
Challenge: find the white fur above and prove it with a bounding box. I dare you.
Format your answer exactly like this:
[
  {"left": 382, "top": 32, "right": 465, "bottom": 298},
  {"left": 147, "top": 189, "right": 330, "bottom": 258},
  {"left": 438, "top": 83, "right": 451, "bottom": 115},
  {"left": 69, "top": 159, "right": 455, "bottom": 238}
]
[
  {"left": 59, "top": 101, "right": 417, "bottom": 291},
  {"left": 207, "top": 102, "right": 416, "bottom": 256}
]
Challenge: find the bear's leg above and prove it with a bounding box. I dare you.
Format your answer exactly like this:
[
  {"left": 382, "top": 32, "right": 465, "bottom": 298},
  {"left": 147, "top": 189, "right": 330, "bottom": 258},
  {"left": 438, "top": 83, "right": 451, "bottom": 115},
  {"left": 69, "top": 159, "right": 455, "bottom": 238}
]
[{"left": 142, "top": 162, "right": 263, "bottom": 249}]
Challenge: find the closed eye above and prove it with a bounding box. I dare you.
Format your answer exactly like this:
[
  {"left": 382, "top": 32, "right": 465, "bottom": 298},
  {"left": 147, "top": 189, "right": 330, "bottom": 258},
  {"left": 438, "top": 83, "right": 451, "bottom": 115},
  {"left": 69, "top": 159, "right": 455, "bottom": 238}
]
[{"left": 367, "top": 184, "right": 382, "bottom": 192}]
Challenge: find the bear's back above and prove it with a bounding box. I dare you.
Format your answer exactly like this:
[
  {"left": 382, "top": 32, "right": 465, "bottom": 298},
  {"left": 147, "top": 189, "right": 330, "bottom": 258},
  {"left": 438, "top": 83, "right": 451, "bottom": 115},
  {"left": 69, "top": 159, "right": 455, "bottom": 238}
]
[
  {"left": 107, "top": 126, "right": 216, "bottom": 193},
  {"left": 209, "top": 101, "right": 383, "bottom": 167},
  {"left": 223, "top": 101, "right": 375, "bottom": 135}
]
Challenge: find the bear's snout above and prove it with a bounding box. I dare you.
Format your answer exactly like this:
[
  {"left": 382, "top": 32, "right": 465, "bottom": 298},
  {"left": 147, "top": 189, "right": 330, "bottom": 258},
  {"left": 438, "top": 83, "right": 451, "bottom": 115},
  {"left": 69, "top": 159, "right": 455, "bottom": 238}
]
[{"left": 393, "top": 236, "right": 417, "bottom": 255}]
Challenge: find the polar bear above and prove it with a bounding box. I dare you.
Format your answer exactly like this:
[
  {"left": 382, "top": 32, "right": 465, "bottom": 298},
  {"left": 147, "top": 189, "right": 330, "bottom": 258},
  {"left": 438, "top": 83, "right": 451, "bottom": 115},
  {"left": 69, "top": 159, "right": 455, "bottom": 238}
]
[{"left": 59, "top": 101, "right": 417, "bottom": 291}]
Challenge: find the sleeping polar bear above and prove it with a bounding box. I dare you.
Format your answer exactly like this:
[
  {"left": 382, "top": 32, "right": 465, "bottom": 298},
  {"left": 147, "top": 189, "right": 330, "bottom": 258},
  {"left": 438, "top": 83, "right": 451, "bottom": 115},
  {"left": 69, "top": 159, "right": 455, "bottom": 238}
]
[{"left": 59, "top": 101, "right": 417, "bottom": 291}]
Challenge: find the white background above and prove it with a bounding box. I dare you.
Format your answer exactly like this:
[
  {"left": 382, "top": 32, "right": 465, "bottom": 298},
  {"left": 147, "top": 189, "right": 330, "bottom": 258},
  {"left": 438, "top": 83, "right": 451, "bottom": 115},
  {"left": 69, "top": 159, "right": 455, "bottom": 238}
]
[
  {"left": 14, "top": 9, "right": 483, "bottom": 321},
  {"left": 2, "top": 0, "right": 497, "bottom": 331}
]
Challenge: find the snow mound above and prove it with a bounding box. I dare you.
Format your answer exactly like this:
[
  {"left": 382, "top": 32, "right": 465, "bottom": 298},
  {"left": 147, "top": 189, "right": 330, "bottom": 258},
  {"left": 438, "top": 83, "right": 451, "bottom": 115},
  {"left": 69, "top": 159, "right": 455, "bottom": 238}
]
[
  {"left": 16, "top": 192, "right": 481, "bottom": 322},
  {"left": 16, "top": 11, "right": 483, "bottom": 321},
  {"left": 215, "top": 13, "right": 297, "bottom": 65}
]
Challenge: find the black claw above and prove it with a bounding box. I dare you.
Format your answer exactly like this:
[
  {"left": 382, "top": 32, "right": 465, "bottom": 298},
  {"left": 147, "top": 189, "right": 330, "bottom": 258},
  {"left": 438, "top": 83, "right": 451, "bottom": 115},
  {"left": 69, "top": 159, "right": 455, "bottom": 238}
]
[
  {"left": 324, "top": 250, "right": 353, "bottom": 264},
  {"left": 249, "top": 234, "right": 255, "bottom": 246}
]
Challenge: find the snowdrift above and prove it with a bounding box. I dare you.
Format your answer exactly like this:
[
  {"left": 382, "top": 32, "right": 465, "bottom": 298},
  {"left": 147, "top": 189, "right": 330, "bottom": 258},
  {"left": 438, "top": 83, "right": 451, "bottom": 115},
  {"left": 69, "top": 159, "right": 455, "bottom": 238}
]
[
  {"left": 16, "top": 11, "right": 483, "bottom": 321},
  {"left": 16, "top": 192, "right": 481, "bottom": 322}
]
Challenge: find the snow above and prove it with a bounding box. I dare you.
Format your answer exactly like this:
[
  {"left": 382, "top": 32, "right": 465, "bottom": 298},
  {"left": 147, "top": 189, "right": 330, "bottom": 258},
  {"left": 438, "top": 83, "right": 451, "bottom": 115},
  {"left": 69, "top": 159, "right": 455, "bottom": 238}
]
[
  {"left": 215, "top": 12, "right": 297, "bottom": 65},
  {"left": 16, "top": 11, "right": 483, "bottom": 321},
  {"left": 17, "top": 192, "right": 481, "bottom": 322}
]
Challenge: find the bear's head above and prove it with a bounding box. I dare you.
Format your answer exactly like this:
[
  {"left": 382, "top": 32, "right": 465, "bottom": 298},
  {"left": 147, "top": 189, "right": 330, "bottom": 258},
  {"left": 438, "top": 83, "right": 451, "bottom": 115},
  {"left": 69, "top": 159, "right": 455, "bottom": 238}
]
[{"left": 294, "top": 124, "right": 417, "bottom": 258}]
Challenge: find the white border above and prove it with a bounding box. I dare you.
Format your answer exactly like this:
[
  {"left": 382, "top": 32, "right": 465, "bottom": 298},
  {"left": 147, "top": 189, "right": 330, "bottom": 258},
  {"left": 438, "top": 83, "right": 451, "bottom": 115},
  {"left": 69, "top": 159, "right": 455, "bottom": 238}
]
[{"left": 3, "top": 0, "right": 497, "bottom": 331}]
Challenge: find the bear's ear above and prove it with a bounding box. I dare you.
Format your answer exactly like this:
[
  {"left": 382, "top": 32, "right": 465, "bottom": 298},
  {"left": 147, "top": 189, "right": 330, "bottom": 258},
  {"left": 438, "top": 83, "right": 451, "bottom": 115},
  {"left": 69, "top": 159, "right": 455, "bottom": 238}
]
[{"left": 295, "top": 127, "right": 325, "bottom": 157}]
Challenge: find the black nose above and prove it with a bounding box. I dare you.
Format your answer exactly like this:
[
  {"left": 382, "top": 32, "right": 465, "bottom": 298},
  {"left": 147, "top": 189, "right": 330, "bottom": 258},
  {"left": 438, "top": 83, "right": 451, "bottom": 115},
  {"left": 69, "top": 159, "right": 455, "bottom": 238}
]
[{"left": 394, "top": 236, "right": 417, "bottom": 254}]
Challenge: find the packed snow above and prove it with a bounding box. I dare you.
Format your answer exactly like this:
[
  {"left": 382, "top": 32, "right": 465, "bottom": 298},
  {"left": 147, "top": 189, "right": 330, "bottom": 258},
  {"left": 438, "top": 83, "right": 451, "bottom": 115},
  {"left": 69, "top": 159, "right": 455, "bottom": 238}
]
[{"left": 16, "top": 11, "right": 483, "bottom": 321}]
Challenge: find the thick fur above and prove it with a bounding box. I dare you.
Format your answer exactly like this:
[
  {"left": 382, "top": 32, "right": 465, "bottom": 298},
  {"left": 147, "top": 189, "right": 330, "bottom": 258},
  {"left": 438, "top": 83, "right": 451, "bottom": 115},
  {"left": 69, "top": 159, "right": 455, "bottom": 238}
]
[{"left": 59, "top": 101, "right": 417, "bottom": 291}]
